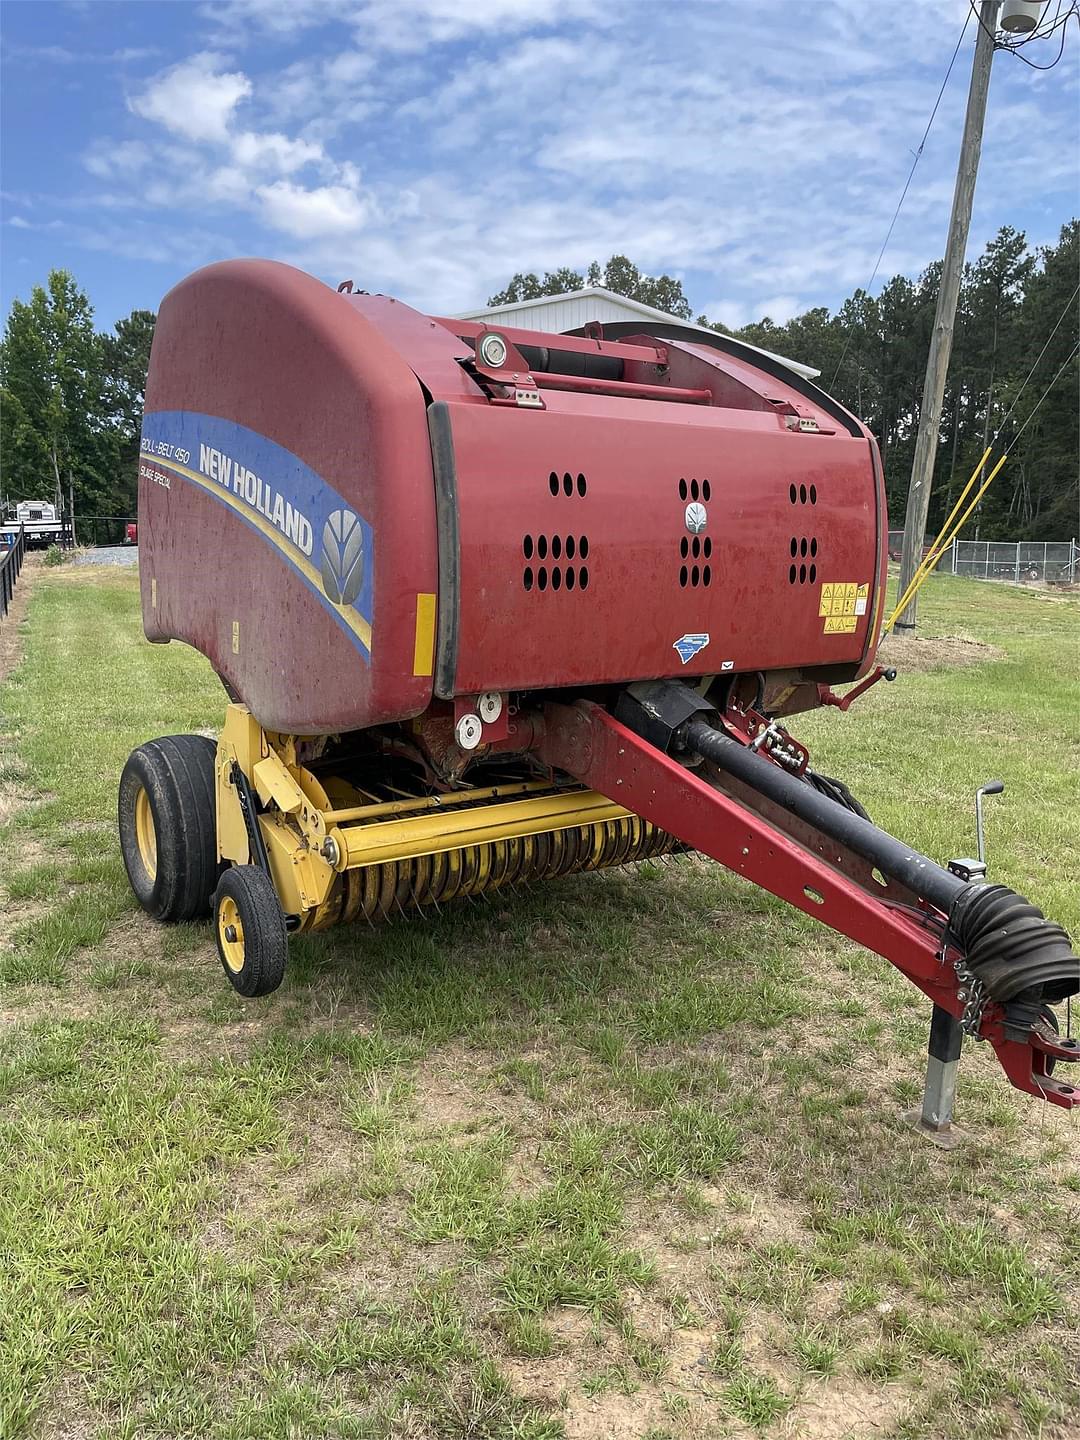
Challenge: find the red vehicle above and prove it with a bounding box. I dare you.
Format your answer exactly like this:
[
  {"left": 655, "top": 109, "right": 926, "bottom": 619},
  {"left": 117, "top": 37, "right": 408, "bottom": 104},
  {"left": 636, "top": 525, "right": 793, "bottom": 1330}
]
[{"left": 124, "top": 521, "right": 137, "bottom": 546}]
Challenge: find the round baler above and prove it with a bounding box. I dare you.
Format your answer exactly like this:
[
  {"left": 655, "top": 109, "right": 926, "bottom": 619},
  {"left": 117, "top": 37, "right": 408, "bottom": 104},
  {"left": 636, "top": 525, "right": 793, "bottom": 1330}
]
[{"left": 120, "top": 259, "right": 1078, "bottom": 1111}]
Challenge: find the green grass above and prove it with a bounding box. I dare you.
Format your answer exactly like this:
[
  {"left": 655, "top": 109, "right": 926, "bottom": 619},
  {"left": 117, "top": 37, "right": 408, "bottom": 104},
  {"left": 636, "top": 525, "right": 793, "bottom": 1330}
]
[{"left": 0, "top": 561, "right": 1078, "bottom": 1439}]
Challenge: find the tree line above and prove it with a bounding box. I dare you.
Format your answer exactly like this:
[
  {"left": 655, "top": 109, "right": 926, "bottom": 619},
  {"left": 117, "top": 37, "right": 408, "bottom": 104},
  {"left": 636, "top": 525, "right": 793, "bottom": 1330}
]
[
  {"left": 1, "top": 271, "right": 153, "bottom": 524},
  {"left": 1, "top": 220, "right": 1075, "bottom": 539}
]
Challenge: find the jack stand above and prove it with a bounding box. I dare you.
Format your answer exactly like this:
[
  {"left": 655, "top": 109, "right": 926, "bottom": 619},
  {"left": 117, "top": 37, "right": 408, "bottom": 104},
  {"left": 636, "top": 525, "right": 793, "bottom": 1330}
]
[{"left": 905, "top": 1003, "right": 965, "bottom": 1149}]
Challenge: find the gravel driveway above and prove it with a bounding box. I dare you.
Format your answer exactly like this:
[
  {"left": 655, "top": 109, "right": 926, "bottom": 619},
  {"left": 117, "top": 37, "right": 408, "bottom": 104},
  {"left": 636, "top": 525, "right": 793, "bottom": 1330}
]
[{"left": 74, "top": 546, "right": 139, "bottom": 567}]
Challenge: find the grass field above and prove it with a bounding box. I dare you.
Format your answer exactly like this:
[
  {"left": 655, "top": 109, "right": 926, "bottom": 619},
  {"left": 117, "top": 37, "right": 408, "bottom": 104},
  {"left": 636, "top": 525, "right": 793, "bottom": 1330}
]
[{"left": 1, "top": 563, "right": 1077, "bottom": 1440}]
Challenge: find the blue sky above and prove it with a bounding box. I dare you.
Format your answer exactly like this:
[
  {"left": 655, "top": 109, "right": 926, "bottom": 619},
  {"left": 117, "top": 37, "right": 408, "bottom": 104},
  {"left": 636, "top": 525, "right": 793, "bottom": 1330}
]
[{"left": 2, "top": 0, "right": 1077, "bottom": 335}]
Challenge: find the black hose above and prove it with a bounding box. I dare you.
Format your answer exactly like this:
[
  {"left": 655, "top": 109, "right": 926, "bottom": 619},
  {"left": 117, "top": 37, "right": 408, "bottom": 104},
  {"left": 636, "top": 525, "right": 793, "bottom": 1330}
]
[
  {"left": 805, "top": 769, "right": 872, "bottom": 822},
  {"left": 516, "top": 344, "right": 624, "bottom": 382},
  {"left": 683, "top": 717, "right": 1079, "bottom": 1026}
]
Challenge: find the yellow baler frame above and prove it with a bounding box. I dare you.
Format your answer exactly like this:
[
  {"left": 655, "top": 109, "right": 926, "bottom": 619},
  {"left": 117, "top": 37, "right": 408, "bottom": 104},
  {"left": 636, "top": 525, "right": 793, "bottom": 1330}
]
[{"left": 215, "top": 703, "right": 669, "bottom": 931}]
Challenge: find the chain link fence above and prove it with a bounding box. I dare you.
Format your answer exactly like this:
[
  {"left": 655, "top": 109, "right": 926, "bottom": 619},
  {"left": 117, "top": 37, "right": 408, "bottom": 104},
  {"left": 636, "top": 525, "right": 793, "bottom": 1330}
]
[{"left": 887, "top": 531, "right": 1080, "bottom": 585}]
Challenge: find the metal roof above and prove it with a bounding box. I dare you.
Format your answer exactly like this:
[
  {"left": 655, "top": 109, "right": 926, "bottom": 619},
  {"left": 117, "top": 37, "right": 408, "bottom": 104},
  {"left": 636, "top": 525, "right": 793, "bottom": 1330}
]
[{"left": 459, "top": 286, "right": 819, "bottom": 379}]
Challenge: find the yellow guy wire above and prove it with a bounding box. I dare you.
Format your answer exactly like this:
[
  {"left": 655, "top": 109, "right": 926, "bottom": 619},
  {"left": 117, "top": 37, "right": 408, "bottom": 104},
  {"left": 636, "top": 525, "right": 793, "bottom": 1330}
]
[
  {"left": 885, "top": 298, "right": 1079, "bottom": 633},
  {"left": 885, "top": 445, "right": 1007, "bottom": 632}
]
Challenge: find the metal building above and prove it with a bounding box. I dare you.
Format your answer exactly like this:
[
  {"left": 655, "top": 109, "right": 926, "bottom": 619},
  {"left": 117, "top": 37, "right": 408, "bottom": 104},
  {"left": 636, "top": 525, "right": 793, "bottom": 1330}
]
[{"left": 458, "top": 286, "right": 819, "bottom": 379}]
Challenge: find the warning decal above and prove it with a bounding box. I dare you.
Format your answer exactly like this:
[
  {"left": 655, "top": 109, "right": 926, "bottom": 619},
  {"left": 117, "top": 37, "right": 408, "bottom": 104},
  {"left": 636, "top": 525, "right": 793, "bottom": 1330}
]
[{"left": 819, "top": 581, "right": 870, "bottom": 635}]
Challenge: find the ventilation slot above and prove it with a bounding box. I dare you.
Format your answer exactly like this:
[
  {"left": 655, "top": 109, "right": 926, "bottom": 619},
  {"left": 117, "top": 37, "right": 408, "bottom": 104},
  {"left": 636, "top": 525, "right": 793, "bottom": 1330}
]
[
  {"left": 679, "top": 530, "right": 713, "bottom": 588},
  {"left": 549, "top": 470, "right": 587, "bottom": 497},
  {"left": 678, "top": 477, "right": 712, "bottom": 502},
  {"left": 789, "top": 483, "right": 817, "bottom": 506},
  {"left": 788, "top": 538, "right": 819, "bottom": 584},
  {"left": 679, "top": 564, "right": 712, "bottom": 589},
  {"left": 523, "top": 535, "right": 590, "bottom": 592}
]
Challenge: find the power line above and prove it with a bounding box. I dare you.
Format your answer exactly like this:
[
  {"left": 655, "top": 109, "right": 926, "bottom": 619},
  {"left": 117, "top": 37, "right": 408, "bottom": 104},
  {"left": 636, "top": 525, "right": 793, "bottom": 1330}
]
[
  {"left": 830, "top": 9, "right": 973, "bottom": 387},
  {"left": 992, "top": 279, "right": 1080, "bottom": 440},
  {"left": 967, "top": 0, "right": 1078, "bottom": 70},
  {"left": 884, "top": 332, "right": 1079, "bottom": 631},
  {"left": 1005, "top": 338, "right": 1078, "bottom": 447}
]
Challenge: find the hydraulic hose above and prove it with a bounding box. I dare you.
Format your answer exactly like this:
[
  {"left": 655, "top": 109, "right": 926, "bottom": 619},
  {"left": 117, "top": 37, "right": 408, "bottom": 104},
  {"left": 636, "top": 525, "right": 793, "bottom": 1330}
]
[
  {"left": 805, "top": 768, "right": 872, "bottom": 822},
  {"left": 683, "top": 718, "right": 1079, "bottom": 1020}
]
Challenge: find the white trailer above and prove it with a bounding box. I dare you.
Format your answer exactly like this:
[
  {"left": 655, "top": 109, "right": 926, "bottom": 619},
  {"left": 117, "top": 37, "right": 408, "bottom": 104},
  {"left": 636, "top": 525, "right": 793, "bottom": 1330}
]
[{"left": 2, "top": 500, "right": 71, "bottom": 548}]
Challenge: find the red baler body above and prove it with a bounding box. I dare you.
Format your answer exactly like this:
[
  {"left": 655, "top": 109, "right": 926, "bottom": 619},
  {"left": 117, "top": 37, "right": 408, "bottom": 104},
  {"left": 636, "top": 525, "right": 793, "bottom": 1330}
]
[{"left": 140, "top": 260, "right": 885, "bottom": 733}]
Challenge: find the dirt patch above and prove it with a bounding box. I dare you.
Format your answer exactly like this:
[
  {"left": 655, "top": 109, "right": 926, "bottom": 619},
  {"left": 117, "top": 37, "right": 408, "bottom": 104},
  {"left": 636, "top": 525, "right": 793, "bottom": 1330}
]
[
  {"left": 0, "top": 554, "right": 41, "bottom": 684},
  {"left": 877, "top": 631, "right": 1005, "bottom": 674},
  {"left": 200, "top": 1102, "right": 368, "bottom": 1253},
  {"left": 1, "top": 557, "right": 43, "bottom": 830},
  {"left": 412, "top": 1050, "right": 491, "bottom": 1133},
  {"left": 562, "top": 1389, "right": 674, "bottom": 1440},
  {"left": 37, "top": 562, "right": 134, "bottom": 587},
  {"left": 789, "top": 1377, "right": 910, "bottom": 1438}
]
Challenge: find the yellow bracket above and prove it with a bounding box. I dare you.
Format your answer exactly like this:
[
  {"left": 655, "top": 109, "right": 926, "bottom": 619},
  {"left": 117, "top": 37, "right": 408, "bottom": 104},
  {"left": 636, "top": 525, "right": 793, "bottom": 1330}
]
[{"left": 216, "top": 703, "right": 335, "bottom": 922}]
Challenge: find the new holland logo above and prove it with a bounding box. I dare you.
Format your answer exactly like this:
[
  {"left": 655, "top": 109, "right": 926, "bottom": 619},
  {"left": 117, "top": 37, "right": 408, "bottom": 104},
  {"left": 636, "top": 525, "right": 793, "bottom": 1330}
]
[
  {"left": 320, "top": 508, "right": 365, "bottom": 606},
  {"left": 684, "top": 501, "right": 707, "bottom": 533}
]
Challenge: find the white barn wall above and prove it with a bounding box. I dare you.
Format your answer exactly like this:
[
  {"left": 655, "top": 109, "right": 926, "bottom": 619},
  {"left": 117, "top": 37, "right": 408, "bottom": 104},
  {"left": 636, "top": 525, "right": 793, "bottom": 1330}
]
[{"left": 458, "top": 287, "right": 819, "bottom": 379}]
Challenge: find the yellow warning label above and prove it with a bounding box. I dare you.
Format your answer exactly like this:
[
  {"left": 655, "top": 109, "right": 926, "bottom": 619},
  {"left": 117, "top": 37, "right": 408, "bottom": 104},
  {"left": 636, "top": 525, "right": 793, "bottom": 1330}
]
[
  {"left": 819, "top": 581, "right": 868, "bottom": 633},
  {"left": 412, "top": 592, "right": 436, "bottom": 677},
  {"left": 231, "top": 619, "right": 240, "bottom": 654}
]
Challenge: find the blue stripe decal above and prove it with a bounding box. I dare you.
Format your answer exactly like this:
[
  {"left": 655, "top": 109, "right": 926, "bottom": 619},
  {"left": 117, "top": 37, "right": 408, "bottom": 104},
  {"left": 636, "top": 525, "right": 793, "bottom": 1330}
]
[{"left": 140, "top": 410, "right": 373, "bottom": 659}]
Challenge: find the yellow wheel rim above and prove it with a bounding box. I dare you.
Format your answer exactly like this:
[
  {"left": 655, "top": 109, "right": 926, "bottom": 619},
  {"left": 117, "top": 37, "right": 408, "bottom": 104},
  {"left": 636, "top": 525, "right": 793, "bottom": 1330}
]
[
  {"left": 134, "top": 786, "right": 158, "bottom": 881},
  {"left": 218, "top": 894, "right": 246, "bottom": 973}
]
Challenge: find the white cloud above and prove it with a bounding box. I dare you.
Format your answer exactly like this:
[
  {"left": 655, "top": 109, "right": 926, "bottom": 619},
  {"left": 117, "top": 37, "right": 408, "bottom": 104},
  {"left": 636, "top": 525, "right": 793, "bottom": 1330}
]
[
  {"left": 83, "top": 140, "right": 152, "bottom": 179},
  {"left": 130, "top": 52, "right": 252, "bottom": 143},
  {"left": 5, "top": 215, "right": 64, "bottom": 233},
  {"left": 199, "top": 0, "right": 352, "bottom": 38},
  {"left": 256, "top": 178, "right": 370, "bottom": 236},
  {"left": 230, "top": 129, "right": 325, "bottom": 174},
  {"left": 200, "top": 0, "right": 604, "bottom": 48},
  {"left": 351, "top": 0, "right": 604, "bottom": 51},
  {"left": 46, "top": 0, "right": 1076, "bottom": 335},
  {"left": 5, "top": 42, "right": 160, "bottom": 64},
  {"left": 322, "top": 49, "right": 375, "bottom": 86}
]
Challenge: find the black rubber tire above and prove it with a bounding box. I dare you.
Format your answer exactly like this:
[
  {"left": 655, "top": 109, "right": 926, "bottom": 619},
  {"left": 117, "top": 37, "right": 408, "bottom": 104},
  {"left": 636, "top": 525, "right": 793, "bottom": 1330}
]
[
  {"left": 213, "top": 865, "right": 288, "bottom": 998},
  {"left": 119, "top": 734, "right": 219, "bottom": 922}
]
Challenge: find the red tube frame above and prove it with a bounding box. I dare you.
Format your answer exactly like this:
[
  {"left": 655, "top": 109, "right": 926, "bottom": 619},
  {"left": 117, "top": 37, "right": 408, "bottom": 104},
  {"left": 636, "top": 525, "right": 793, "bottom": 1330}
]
[{"left": 537, "top": 700, "right": 1078, "bottom": 1109}]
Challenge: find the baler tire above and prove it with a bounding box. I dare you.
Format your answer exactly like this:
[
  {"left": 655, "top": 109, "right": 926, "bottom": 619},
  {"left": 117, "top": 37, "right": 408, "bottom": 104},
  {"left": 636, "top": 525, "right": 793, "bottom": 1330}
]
[
  {"left": 119, "top": 734, "right": 219, "bottom": 922},
  {"left": 213, "top": 865, "right": 288, "bottom": 998}
]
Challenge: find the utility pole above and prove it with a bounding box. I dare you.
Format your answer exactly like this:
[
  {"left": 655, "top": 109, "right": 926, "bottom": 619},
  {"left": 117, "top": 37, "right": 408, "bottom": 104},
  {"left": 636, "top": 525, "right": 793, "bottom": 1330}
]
[{"left": 895, "top": 0, "right": 998, "bottom": 630}]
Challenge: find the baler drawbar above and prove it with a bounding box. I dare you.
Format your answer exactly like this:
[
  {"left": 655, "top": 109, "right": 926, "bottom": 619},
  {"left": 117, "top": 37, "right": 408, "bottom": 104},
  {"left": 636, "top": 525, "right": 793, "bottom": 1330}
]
[{"left": 120, "top": 259, "right": 1078, "bottom": 1119}]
